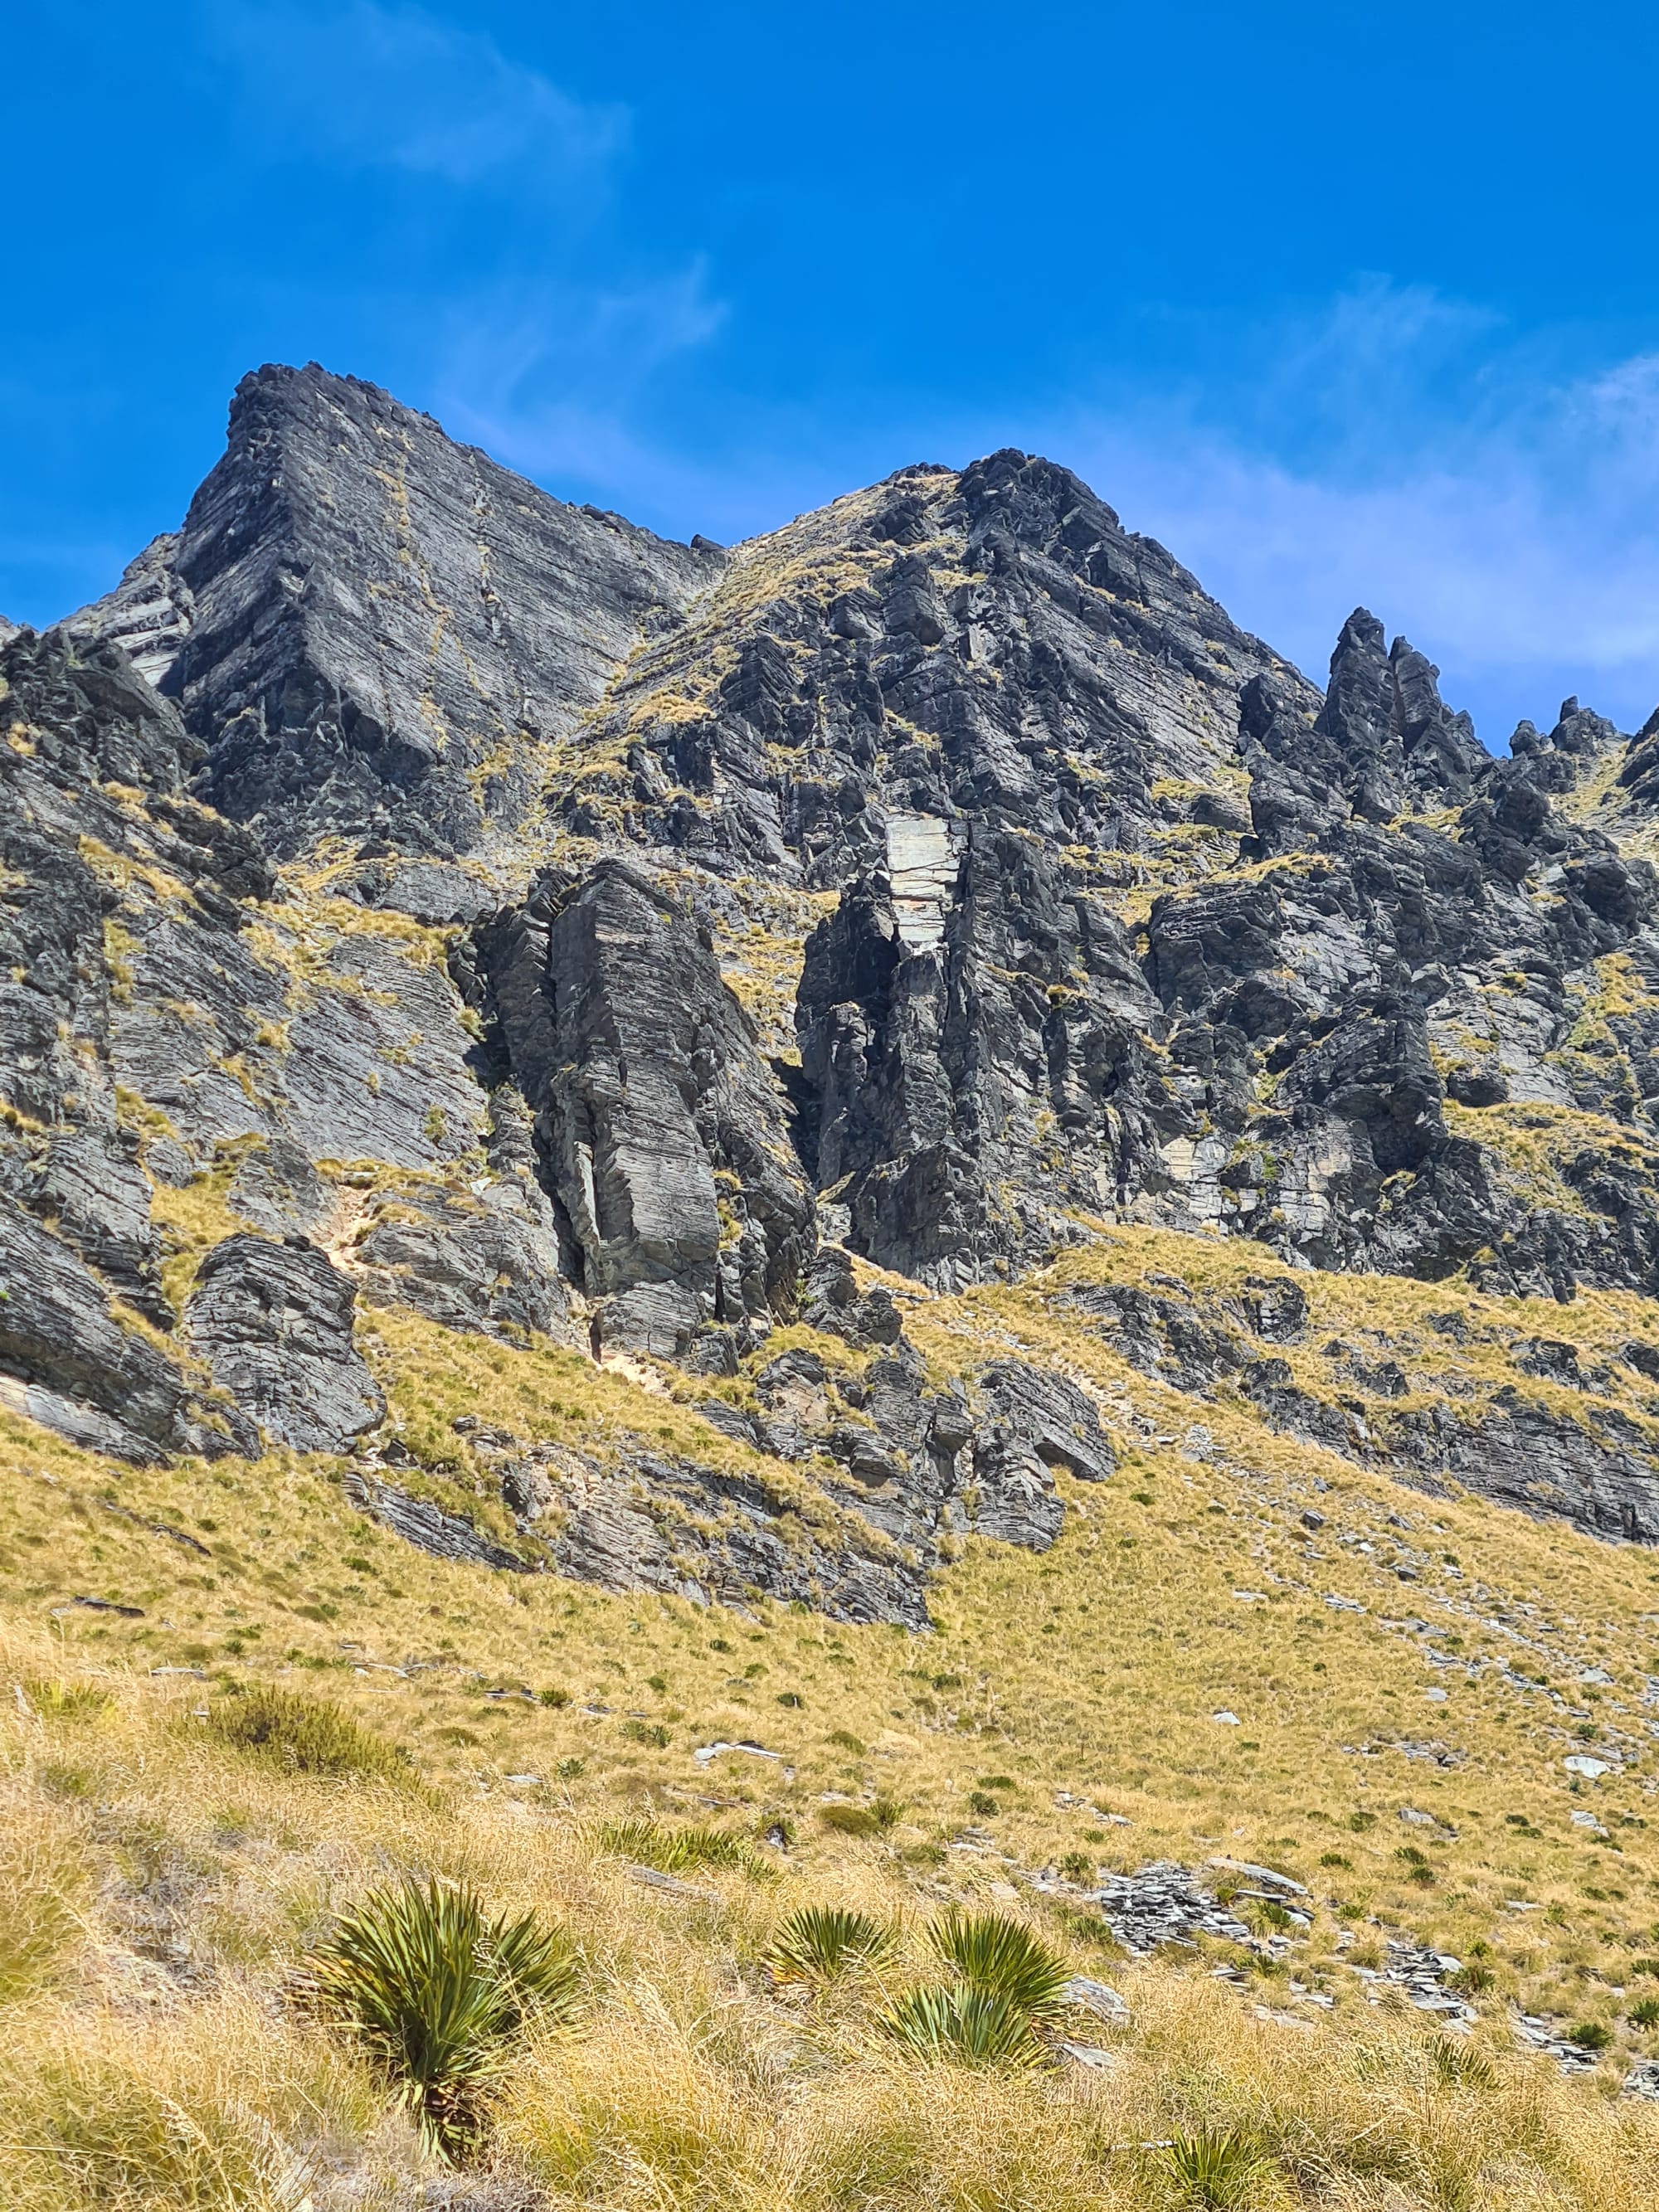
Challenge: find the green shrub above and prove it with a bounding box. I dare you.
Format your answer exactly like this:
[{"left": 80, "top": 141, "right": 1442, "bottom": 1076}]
[
  {"left": 928, "top": 1910, "right": 1069, "bottom": 2020},
  {"left": 766, "top": 1905, "right": 898, "bottom": 1986},
  {"left": 22, "top": 1678, "right": 111, "bottom": 1721},
  {"left": 205, "top": 1686, "right": 412, "bottom": 1782},
  {"left": 966, "top": 1790, "right": 1000, "bottom": 1816},
  {"left": 306, "top": 1876, "right": 578, "bottom": 2160},
  {"left": 598, "top": 1819, "right": 745, "bottom": 1872},
  {"left": 1160, "top": 2127, "right": 1264, "bottom": 2208},
  {"left": 1628, "top": 1996, "right": 1659, "bottom": 2030},
  {"left": 819, "top": 1803, "right": 880, "bottom": 1837},
  {"left": 827, "top": 1728, "right": 865, "bottom": 1753},
  {"left": 1569, "top": 2020, "right": 1613, "bottom": 2052},
  {"left": 880, "top": 1985, "right": 1043, "bottom": 2068}
]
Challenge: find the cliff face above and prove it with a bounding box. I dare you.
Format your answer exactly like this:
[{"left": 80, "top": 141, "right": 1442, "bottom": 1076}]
[
  {"left": 71, "top": 366, "right": 723, "bottom": 878},
  {"left": 8, "top": 358, "right": 1659, "bottom": 1597}
]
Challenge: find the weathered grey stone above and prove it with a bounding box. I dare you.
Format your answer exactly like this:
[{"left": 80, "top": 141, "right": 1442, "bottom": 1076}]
[
  {"left": 356, "top": 1182, "right": 572, "bottom": 1342},
  {"left": 27, "top": 1125, "right": 168, "bottom": 1324},
  {"left": 465, "top": 856, "right": 815, "bottom": 1357},
  {"left": 342, "top": 1469, "right": 531, "bottom": 1571},
  {"left": 0, "top": 1192, "right": 246, "bottom": 1462},
  {"left": 226, "top": 1136, "right": 331, "bottom": 1238},
  {"left": 186, "top": 1233, "right": 384, "bottom": 1451}
]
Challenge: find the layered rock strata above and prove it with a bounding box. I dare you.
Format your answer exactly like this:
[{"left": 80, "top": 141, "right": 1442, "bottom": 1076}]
[{"left": 0, "top": 357, "right": 1653, "bottom": 1603}]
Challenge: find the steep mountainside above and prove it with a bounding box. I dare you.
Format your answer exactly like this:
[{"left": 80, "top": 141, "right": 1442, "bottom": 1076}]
[
  {"left": 14, "top": 363, "right": 1659, "bottom": 2201},
  {"left": 2, "top": 359, "right": 1657, "bottom": 1580}
]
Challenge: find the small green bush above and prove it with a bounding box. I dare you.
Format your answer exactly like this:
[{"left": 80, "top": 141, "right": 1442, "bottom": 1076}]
[
  {"left": 205, "top": 1686, "right": 412, "bottom": 1782},
  {"left": 307, "top": 1876, "right": 578, "bottom": 2161},
  {"left": 766, "top": 1905, "right": 898, "bottom": 1986},
  {"left": 880, "top": 1985, "right": 1042, "bottom": 2068},
  {"left": 819, "top": 1803, "right": 880, "bottom": 1837},
  {"left": 1569, "top": 2020, "right": 1613, "bottom": 2052},
  {"left": 1627, "top": 1996, "right": 1659, "bottom": 2030}
]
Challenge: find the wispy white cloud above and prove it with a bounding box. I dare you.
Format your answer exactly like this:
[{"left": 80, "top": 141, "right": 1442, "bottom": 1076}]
[
  {"left": 1038, "top": 283, "right": 1659, "bottom": 738},
  {"left": 202, "top": 0, "right": 623, "bottom": 187}
]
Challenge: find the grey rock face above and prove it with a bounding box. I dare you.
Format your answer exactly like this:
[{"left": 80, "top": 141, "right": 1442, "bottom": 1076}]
[
  {"left": 0, "top": 1194, "right": 244, "bottom": 1462},
  {"left": 355, "top": 1181, "right": 572, "bottom": 1342},
  {"left": 65, "top": 532, "right": 194, "bottom": 689},
  {"left": 797, "top": 823, "right": 1167, "bottom": 1285},
  {"left": 546, "top": 1447, "right": 932, "bottom": 1629},
  {"left": 343, "top": 1469, "right": 532, "bottom": 1572},
  {"left": 110, "top": 363, "right": 722, "bottom": 867},
  {"left": 26, "top": 1126, "right": 168, "bottom": 1325},
  {"left": 1060, "top": 1262, "right": 1659, "bottom": 1548},
  {"left": 465, "top": 856, "right": 815, "bottom": 1356},
  {"left": 186, "top": 1233, "right": 384, "bottom": 1451},
  {"left": 24, "top": 357, "right": 1659, "bottom": 1602}
]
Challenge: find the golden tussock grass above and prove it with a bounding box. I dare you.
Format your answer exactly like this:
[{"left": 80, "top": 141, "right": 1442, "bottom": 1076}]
[{"left": 11, "top": 1218, "right": 1659, "bottom": 2199}]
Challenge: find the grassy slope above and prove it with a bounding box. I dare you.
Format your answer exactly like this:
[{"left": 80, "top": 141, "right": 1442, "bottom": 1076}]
[{"left": 7, "top": 1226, "right": 1659, "bottom": 2204}]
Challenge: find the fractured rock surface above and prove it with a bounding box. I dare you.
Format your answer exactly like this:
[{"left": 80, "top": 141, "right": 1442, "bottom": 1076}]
[
  {"left": 6, "top": 356, "right": 1659, "bottom": 1610},
  {"left": 186, "top": 1233, "right": 384, "bottom": 1452}
]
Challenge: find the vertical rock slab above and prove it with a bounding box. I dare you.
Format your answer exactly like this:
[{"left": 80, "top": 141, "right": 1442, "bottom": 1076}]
[
  {"left": 797, "top": 822, "right": 1170, "bottom": 1286},
  {"left": 186, "top": 1233, "right": 384, "bottom": 1451},
  {"left": 0, "top": 1194, "right": 244, "bottom": 1463},
  {"left": 469, "top": 857, "right": 816, "bottom": 1357}
]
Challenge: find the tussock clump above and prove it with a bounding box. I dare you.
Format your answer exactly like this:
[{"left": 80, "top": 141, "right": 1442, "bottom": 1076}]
[
  {"left": 305, "top": 1875, "right": 579, "bottom": 2161},
  {"left": 0, "top": 1804, "right": 85, "bottom": 2005},
  {"left": 766, "top": 1904, "right": 898, "bottom": 1986},
  {"left": 20, "top": 1679, "right": 111, "bottom": 1722},
  {"left": 598, "top": 1817, "right": 755, "bottom": 1875},
  {"left": 204, "top": 1685, "right": 414, "bottom": 1783}
]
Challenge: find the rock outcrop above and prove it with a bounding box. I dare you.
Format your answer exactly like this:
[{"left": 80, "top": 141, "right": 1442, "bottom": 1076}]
[
  {"left": 96, "top": 363, "right": 723, "bottom": 867},
  {"left": 6, "top": 354, "right": 1659, "bottom": 1598},
  {"left": 186, "top": 1233, "right": 384, "bottom": 1452},
  {"left": 463, "top": 857, "right": 815, "bottom": 1357}
]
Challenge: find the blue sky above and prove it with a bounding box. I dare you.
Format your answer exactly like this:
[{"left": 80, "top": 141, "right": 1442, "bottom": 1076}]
[{"left": 7, "top": 1, "right": 1659, "bottom": 746}]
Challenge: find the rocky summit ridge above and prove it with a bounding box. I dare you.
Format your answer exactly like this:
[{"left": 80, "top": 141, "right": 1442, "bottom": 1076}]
[{"left": 9, "top": 358, "right": 1659, "bottom": 1615}]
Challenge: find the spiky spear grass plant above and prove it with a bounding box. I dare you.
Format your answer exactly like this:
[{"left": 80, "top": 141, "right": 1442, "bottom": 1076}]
[
  {"left": 766, "top": 1905, "right": 898, "bottom": 1988},
  {"left": 927, "top": 1910, "right": 1071, "bottom": 2021},
  {"left": 305, "top": 1876, "right": 579, "bottom": 2161},
  {"left": 880, "top": 1984, "right": 1047, "bottom": 2068},
  {"left": 1160, "top": 2126, "right": 1266, "bottom": 2209}
]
